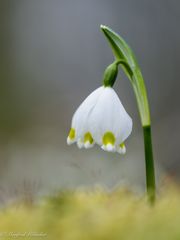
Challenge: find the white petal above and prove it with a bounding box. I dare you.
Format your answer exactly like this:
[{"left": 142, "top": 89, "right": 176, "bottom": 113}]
[
  {"left": 84, "top": 141, "right": 94, "bottom": 149},
  {"left": 117, "top": 145, "right": 126, "bottom": 154},
  {"left": 88, "top": 87, "right": 132, "bottom": 146},
  {"left": 71, "top": 86, "right": 104, "bottom": 140},
  {"left": 67, "top": 136, "right": 76, "bottom": 145},
  {"left": 101, "top": 144, "right": 115, "bottom": 152},
  {"left": 77, "top": 139, "right": 84, "bottom": 149}
]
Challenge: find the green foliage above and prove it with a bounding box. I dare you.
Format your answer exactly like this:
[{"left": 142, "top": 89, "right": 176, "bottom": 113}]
[
  {"left": 0, "top": 186, "right": 180, "bottom": 239},
  {"left": 100, "top": 25, "right": 150, "bottom": 126}
]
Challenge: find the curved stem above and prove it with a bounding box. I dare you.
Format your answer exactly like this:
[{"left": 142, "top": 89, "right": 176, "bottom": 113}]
[{"left": 100, "top": 25, "right": 156, "bottom": 203}]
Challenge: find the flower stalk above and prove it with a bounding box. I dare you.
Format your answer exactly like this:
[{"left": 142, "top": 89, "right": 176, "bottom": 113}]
[{"left": 101, "top": 25, "right": 156, "bottom": 203}]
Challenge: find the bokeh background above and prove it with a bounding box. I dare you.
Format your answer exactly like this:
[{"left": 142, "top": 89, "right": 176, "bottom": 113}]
[{"left": 0, "top": 0, "right": 179, "bottom": 199}]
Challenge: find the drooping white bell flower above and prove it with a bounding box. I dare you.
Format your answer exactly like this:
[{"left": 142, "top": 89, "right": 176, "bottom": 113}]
[{"left": 67, "top": 85, "right": 132, "bottom": 154}]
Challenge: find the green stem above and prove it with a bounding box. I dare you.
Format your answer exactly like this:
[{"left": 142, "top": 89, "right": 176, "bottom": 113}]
[
  {"left": 100, "top": 25, "right": 156, "bottom": 202},
  {"left": 143, "top": 126, "right": 156, "bottom": 203}
]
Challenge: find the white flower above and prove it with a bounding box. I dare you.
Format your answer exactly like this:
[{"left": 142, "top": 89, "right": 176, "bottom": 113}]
[{"left": 67, "top": 86, "right": 132, "bottom": 154}]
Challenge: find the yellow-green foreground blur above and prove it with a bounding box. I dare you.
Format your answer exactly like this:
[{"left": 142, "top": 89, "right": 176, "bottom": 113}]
[{"left": 0, "top": 185, "right": 180, "bottom": 240}]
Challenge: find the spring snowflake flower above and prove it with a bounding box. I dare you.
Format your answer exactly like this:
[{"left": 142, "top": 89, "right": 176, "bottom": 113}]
[{"left": 67, "top": 86, "right": 132, "bottom": 154}]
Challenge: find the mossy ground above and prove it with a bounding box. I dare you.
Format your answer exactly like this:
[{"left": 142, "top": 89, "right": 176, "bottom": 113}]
[{"left": 0, "top": 184, "right": 180, "bottom": 240}]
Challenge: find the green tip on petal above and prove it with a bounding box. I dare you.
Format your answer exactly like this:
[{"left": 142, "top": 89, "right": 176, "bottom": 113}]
[
  {"left": 120, "top": 142, "right": 125, "bottom": 148},
  {"left": 84, "top": 132, "right": 94, "bottom": 144},
  {"left": 68, "top": 128, "right": 76, "bottom": 140},
  {"left": 102, "top": 132, "right": 115, "bottom": 146}
]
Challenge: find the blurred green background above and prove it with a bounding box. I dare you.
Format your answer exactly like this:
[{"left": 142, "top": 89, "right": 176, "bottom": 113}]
[{"left": 0, "top": 0, "right": 179, "bottom": 199}]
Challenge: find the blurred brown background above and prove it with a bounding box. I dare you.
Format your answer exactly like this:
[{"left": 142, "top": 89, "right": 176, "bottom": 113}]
[{"left": 0, "top": 0, "right": 179, "bottom": 197}]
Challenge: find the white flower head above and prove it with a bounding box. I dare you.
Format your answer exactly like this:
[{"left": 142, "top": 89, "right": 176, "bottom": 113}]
[{"left": 67, "top": 86, "right": 132, "bottom": 154}]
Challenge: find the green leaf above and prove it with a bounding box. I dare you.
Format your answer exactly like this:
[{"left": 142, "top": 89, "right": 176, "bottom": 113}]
[{"left": 100, "top": 25, "right": 151, "bottom": 126}]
